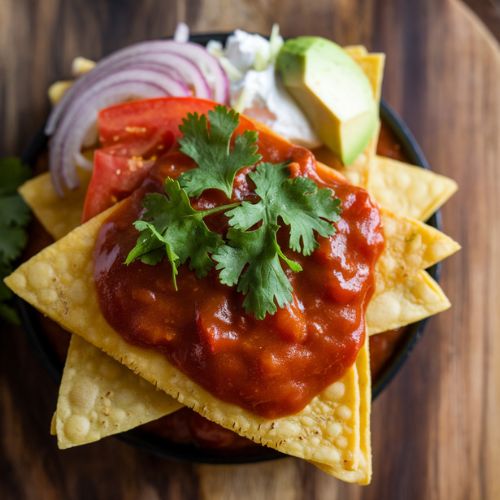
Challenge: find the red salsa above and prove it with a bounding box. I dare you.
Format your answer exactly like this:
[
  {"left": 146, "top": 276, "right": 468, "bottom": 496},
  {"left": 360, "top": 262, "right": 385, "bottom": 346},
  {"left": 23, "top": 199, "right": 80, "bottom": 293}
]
[
  {"left": 28, "top": 119, "right": 410, "bottom": 453},
  {"left": 92, "top": 124, "right": 385, "bottom": 419}
]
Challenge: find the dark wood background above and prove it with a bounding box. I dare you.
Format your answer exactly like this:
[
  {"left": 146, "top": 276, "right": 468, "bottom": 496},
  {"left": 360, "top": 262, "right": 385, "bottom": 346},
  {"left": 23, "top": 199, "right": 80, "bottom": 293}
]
[{"left": 1, "top": 1, "right": 499, "bottom": 499}]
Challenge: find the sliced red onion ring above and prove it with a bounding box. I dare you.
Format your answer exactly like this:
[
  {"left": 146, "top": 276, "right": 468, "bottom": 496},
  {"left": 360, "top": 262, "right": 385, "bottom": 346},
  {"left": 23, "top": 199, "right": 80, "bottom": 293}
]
[
  {"left": 47, "top": 39, "right": 229, "bottom": 195},
  {"left": 50, "top": 70, "right": 189, "bottom": 195},
  {"left": 46, "top": 41, "right": 227, "bottom": 136}
]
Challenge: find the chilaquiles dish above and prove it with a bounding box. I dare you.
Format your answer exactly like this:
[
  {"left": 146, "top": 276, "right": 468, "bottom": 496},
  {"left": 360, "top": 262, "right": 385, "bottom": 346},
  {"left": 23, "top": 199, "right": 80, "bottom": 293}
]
[{"left": 5, "top": 30, "right": 459, "bottom": 484}]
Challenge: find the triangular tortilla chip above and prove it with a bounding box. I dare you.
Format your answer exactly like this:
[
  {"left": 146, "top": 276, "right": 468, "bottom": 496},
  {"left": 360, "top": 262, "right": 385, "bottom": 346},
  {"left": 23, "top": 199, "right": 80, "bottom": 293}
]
[
  {"left": 5, "top": 208, "right": 366, "bottom": 474},
  {"left": 344, "top": 45, "right": 368, "bottom": 57},
  {"left": 371, "top": 156, "right": 458, "bottom": 221},
  {"left": 367, "top": 269, "right": 450, "bottom": 335},
  {"left": 379, "top": 209, "right": 460, "bottom": 275},
  {"left": 19, "top": 170, "right": 90, "bottom": 240},
  {"left": 312, "top": 336, "right": 372, "bottom": 484},
  {"left": 20, "top": 173, "right": 184, "bottom": 447},
  {"left": 55, "top": 335, "right": 181, "bottom": 448}
]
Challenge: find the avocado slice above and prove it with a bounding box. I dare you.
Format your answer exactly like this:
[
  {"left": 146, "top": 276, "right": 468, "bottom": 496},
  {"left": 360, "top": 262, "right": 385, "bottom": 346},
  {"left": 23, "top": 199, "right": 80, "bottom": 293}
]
[{"left": 277, "top": 37, "right": 378, "bottom": 165}]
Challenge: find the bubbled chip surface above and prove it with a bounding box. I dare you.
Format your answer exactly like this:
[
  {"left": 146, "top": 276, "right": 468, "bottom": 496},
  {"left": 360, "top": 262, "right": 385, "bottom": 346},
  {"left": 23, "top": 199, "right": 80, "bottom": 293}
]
[
  {"left": 377, "top": 209, "right": 460, "bottom": 277},
  {"left": 371, "top": 156, "right": 458, "bottom": 221},
  {"left": 4, "top": 208, "right": 367, "bottom": 477},
  {"left": 312, "top": 337, "right": 372, "bottom": 484},
  {"left": 56, "top": 335, "right": 182, "bottom": 448},
  {"left": 368, "top": 270, "right": 450, "bottom": 335}
]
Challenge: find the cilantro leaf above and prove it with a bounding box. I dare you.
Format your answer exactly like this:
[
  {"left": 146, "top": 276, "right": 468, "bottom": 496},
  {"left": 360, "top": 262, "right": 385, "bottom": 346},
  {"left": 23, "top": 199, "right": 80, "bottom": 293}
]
[
  {"left": 178, "top": 106, "right": 262, "bottom": 198},
  {"left": 0, "top": 157, "right": 32, "bottom": 325},
  {"left": 214, "top": 225, "right": 301, "bottom": 319},
  {"left": 0, "top": 195, "right": 31, "bottom": 227},
  {"left": 226, "top": 162, "right": 342, "bottom": 255},
  {"left": 126, "top": 178, "right": 232, "bottom": 288},
  {"left": 0, "top": 157, "right": 30, "bottom": 196},
  {"left": 215, "top": 162, "right": 341, "bottom": 317},
  {"left": 0, "top": 226, "right": 28, "bottom": 263}
]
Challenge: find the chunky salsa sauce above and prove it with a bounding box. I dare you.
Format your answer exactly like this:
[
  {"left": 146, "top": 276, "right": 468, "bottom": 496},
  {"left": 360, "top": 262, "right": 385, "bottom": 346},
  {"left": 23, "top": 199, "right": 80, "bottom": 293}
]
[{"left": 93, "top": 126, "right": 385, "bottom": 419}]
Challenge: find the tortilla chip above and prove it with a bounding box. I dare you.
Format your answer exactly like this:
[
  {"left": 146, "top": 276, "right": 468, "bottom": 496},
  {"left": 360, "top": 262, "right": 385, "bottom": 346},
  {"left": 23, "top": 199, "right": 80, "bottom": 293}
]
[
  {"left": 312, "top": 336, "right": 372, "bottom": 484},
  {"left": 19, "top": 170, "right": 90, "bottom": 240},
  {"left": 6, "top": 208, "right": 366, "bottom": 472},
  {"left": 50, "top": 412, "right": 57, "bottom": 435},
  {"left": 55, "top": 335, "right": 182, "bottom": 448},
  {"left": 349, "top": 53, "right": 385, "bottom": 103},
  {"left": 344, "top": 45, "right": 368, "bottom": 57},
  {"left": 379, "top": 210, "right": 460, "bottom": 275},
  {"left": 367, "top": 270, "right": 450, "bottom": 335},
  {"left": 371, "top": 156, "right": 458, "bottom": 221},
  {"left": 20, "top": 174, "right": 184, "bottom": 447}
]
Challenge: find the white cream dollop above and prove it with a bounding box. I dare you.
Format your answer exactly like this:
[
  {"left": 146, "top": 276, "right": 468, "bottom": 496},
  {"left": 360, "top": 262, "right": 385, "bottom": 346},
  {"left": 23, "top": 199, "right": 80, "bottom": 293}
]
[{"left": 209, "top": 29, "right": 321, "bottom": 149}]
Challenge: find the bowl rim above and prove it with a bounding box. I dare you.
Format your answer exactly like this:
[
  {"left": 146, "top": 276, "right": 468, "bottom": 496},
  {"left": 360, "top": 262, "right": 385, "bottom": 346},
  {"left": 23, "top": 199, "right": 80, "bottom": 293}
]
[{"left": 17, "top": 32, "right": 440, "bottom": 465}]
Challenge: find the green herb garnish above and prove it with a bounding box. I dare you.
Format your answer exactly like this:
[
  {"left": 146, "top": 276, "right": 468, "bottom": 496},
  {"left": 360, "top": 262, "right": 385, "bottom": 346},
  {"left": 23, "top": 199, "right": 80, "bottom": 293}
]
[
  {"left": 126, "top": 107, "right": 342, "bottom": 319},
  {"left": 178, "top": 105, "right": 261, "bottom": 198},
  {"left": 125, "top": 178, "right": 236, "bottom": 289},
  {"left": 214, "top": 162, "right": 341, "bottom": 318},
  {"left": 0, "top": 157, "right": 31, "bottom": 325}
]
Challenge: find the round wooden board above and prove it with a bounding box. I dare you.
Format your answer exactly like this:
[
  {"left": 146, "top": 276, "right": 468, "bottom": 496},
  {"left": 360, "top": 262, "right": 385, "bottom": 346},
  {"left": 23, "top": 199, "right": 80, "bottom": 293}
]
[{"left": 0, "top": 1, "right": 498, "bottom": 499}]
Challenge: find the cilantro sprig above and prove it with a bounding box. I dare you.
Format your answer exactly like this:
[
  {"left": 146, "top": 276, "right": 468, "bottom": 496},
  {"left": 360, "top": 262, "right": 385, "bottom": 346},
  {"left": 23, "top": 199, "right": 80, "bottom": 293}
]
[
  {"left": 178, "top": 106, "right": 262, "bottom": 198},
  {"left": 126, "top": 107, "right": 342, "bottom": 319},
  {"left": 0, "top": 157, "right": 31, "bottom": 325},
  {"left": 213, "top": 162, "right": 341, "bottom": 318},
  {"left": 125, "top": 178, "right": 237, "bottom": 289}
]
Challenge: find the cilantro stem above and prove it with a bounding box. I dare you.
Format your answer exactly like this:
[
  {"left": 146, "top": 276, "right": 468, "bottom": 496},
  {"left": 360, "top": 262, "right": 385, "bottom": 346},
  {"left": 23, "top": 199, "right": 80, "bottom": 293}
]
[{"left": 199, "top": 202, "right": 240, "bottom": 218}]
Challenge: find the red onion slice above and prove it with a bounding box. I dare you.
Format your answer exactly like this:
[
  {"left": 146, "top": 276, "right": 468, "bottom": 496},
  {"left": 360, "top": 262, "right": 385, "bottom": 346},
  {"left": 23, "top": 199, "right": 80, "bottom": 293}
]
[
  {"left": 46, "top": 41, "right": 226, "bottom": 136},
  {"left": 50, "top": 70, "right": 189, "bottom": 194},
  {"left": 46, "top": 39, "right": 229, "bottom": 195},
  {"left": 46, "top": 52, "right": 211, "bottom": 135}
]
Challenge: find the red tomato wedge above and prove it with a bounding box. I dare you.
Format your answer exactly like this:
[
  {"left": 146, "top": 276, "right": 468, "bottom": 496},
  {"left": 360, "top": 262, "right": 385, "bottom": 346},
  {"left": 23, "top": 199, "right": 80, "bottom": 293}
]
[
  {"left": 82, "top": 98, "right": 217, "bottom": 222},
  {"left": 98, "top": 97, "right": 217, "bottom": 147},
  {"left": 82, "top": 141, "right": 161, "bottom": 223},
  {"left": 82, "top": 97, "right": 264, "bottom": 222}
]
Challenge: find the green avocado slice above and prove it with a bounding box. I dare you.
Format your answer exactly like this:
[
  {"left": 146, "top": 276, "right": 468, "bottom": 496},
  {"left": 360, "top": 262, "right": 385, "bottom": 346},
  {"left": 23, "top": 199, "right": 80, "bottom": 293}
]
[{"left": 277, "top": 37, "right": 378, "bottom": 165}]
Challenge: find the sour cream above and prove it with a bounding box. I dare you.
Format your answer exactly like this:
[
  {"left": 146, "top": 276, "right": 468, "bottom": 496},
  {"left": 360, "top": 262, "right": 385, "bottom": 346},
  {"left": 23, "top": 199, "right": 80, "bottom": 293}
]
[{"left": 208, "top": 29, "right": 321, "bottom": 148}]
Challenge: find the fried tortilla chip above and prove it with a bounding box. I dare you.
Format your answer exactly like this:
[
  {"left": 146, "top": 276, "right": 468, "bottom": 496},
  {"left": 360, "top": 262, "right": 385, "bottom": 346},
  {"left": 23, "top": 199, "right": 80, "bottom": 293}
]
[
  {"left": 19, "top": 170, "right": 90, "bottom": 240},
  {"left": 344, "top": 45, "right": 368, "bottom": 57},
  {"left": 366, "top": 211, "right": 459, "bottom": 334},
  {"left": 312, "top": 336, "right": 372, "bottom": 484},
  {"left": 379, "top": 210, "right": 460, "bottom": 275},
  {"left": 367, "top": 270, "right": 450, "bottom": 335},
  {"left": 55, "top": 335, "right": 182, "bottom": 448},
  {"left": 20, "top": 173, "right": 182, "bottom": 447},
  {"left": 371, "top": 156, "right": 458, "bottom": 221},
  {"left": 5, "top": 208, "right": 367, "bottom": 473}
]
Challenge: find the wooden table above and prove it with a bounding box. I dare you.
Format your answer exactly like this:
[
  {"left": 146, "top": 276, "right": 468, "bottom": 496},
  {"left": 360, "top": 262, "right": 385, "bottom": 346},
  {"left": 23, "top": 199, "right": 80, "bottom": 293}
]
[{"left": 1, "top": 1, "right": 499, "bottom": 498}]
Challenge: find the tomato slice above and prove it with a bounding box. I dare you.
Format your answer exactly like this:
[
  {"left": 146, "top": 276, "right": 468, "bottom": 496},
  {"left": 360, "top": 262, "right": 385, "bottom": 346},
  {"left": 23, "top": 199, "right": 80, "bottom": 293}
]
[
  {"left": 98, "top": 97, "right": 217, "bottom": 147},
  {"left": 82, "top": 141, "right": 158, "bottom": 222},
  {"left": 82, "top": 97, "right": 269, "bottom": 222},
  {"left": 82, "top": 98, "right": 221, "bottom": 222}
]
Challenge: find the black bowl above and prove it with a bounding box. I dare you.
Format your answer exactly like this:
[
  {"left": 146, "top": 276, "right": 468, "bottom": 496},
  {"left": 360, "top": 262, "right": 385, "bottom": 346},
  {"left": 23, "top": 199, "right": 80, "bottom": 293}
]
[{"left": 18, "top": 32, "right": 440, "bottom": 464}]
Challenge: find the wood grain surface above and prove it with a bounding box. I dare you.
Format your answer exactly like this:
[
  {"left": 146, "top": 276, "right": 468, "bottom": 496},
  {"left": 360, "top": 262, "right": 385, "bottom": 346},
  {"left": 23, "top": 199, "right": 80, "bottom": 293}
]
[{"left": 1, "top": 1, "right": 499, "bottom": 499}]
